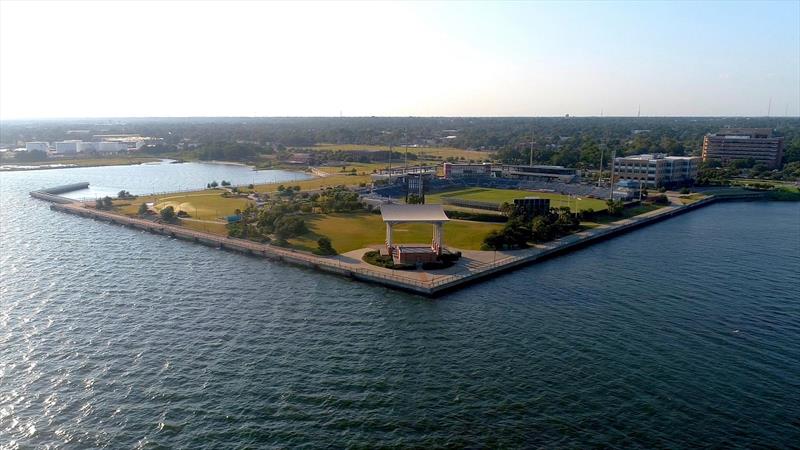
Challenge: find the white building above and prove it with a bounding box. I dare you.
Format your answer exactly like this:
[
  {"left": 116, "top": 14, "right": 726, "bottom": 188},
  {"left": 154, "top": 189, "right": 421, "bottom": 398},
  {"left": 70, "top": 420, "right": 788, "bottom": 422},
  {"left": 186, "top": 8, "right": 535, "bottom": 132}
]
[
  {"left": 55, "top": 140, "right": 81, "bottom": 154},
  {"left": 25, "top": 142, "right": 49, "bottom": 152},
  {"left": 77, "top": 141, "right": 98, "bottom": 153},
  {"left": 97, "top": 141, "right": 129, "bottom": 153},
  {"left": 613, "top": 154, "right": 701, "bottom": 188}
]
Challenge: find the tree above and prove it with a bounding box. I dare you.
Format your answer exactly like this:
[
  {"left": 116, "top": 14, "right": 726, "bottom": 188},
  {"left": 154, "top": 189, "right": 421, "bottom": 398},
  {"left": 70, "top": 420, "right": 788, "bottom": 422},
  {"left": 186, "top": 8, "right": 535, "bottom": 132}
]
[
  {"left": 221, "top": 180, "right": 231, "bottom": 186},
  {"left": 210, "top": 181, "right": 219, "bottom": 188},
  {"left": 102, "top": 196, "right": 113, "bottom": 209},
  {"left": 95, "top": 199, "right": 104, "bottom": 209},
  {"left": 138, "top": 203, "right": 149, "bottom": 215},
  {"left": 499, "top": 202, "right": 516, "bottom": 218},
  {"left": 605, "top": 199, "right": 624, "bottom": 216},
  {"left": 316, "top": 237, "right": 337, "bottom": 255},
  {"left": 160, "top": 206, "right": 176, "bottom": 222},
  {"left": 407, "top": 194, "right": 423, "bottom": 204}
]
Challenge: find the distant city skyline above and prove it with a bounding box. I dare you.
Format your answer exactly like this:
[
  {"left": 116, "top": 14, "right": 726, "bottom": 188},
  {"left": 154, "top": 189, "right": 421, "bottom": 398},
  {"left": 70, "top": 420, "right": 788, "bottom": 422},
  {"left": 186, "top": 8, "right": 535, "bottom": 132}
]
[{"left": 1, "top": 0, "right": 798, "bottom": 119}]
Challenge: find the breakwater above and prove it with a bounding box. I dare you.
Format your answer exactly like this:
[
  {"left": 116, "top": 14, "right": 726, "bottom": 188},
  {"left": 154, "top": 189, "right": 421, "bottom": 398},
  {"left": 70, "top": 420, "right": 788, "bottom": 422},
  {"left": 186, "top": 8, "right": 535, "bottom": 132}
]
[
  {"left": 33, "top": 185, "right": 739, "bottom": 296},
  {"left": 29, "top": 182, "right": 90, "bottom": 203}
]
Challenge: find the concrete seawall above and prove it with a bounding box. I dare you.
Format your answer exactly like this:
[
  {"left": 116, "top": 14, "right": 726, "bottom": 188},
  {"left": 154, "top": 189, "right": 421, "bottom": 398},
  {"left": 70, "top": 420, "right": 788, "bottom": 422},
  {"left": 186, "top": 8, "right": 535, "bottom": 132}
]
[{"left": 33, "top": 184, "right": 742, "bottom": 296}]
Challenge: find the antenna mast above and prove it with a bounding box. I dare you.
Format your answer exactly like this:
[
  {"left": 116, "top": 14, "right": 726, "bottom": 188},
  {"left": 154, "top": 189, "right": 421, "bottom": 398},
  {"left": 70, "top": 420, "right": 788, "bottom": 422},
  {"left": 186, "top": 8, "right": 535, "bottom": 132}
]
[{"left": 529, "top": 128, "right": 534, "bottom": 166}]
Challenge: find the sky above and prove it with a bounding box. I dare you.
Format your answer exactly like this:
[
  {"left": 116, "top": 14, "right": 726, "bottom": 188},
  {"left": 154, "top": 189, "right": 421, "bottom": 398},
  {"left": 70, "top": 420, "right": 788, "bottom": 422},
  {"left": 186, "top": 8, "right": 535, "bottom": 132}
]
[{"left": 0, "top": 0, "right": 798, "bottom": 119}]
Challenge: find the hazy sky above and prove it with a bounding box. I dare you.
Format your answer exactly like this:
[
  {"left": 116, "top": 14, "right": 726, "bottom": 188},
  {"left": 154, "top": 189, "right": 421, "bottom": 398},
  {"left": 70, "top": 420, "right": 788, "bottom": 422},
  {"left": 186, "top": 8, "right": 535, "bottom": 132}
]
[{"left": 1, "top": 0, "right": 798, "bottom": 119}]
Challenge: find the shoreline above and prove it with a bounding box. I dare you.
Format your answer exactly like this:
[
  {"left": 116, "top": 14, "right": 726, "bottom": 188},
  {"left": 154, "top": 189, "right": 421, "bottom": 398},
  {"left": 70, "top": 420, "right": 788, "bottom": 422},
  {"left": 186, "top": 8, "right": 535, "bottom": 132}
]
[
  {"left": 31, "top": 183, "right": 771, "bottom": 297},
  {"left": 1, "top": 157, "right": 163, "bottom": 172}
]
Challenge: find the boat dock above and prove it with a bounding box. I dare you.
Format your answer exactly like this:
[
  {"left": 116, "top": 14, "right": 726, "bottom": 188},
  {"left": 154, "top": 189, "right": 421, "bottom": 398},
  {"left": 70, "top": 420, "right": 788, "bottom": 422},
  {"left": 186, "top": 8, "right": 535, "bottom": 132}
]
[{"left": 32, "top": 183, "right": 751, "bottom": 296}]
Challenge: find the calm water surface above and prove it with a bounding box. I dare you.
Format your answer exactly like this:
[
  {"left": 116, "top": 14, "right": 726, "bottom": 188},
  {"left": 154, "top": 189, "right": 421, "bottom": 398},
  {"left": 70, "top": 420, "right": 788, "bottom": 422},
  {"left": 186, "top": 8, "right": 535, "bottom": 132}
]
[{"left": 1, "top": 163, "right": 799, "bottom": 448}]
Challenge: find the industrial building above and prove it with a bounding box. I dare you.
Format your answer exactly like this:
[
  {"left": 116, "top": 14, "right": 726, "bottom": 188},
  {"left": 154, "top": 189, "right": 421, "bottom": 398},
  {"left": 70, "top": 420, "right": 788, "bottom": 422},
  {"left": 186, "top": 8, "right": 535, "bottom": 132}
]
[
  {"left": 613, "top": 154, "right": 701, "bottom": 188},
  {"left": 702, "top": 128, "right": 784, "bottom": 168}
]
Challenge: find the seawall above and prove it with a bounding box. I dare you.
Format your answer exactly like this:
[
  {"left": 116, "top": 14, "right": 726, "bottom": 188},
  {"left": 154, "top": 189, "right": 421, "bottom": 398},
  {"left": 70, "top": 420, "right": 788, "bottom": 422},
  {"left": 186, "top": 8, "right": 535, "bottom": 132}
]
[{"left": 32, "top": 185, "right": 752, "bottom": 297}]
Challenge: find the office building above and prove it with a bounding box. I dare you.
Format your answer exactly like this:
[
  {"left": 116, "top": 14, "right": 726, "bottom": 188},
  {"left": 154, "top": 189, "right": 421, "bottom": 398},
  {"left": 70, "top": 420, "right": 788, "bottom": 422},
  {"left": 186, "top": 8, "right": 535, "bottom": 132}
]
[
  {"left": 613, "top": 154, "right": 701, "bottom": 188},
  {"left": 702, "top": 128, "right": 784, "bottom": 168}
]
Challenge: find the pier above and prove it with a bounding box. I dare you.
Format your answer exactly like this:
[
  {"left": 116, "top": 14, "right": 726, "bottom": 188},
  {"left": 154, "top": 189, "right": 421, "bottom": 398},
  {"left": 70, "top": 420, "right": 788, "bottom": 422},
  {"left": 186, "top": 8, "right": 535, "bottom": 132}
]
[{"left": 32, "top": 183, "right": 740, "bottom": 296}]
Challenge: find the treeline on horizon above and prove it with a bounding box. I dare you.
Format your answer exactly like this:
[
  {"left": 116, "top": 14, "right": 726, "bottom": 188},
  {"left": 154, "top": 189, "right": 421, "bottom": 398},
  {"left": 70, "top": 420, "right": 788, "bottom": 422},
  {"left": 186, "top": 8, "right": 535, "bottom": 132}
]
[{"left": 2, "top": 116, "right": 799, "bottom": 168}]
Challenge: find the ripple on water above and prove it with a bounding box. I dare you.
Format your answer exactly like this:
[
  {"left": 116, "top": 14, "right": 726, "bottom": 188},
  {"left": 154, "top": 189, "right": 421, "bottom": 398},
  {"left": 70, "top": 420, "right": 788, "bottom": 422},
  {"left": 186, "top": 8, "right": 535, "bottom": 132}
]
[{"left": 2, "top": 166, "right": 800, "bottom": 447}]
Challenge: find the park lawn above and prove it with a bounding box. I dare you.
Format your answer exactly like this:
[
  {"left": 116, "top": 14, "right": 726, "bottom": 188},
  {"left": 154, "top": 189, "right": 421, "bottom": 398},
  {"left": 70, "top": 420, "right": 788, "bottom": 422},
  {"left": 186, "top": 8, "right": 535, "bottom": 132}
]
[
  {"left": 679, "top": 193, "right": 707, "bottom": 205},
  {"left": 733, "top": 179, "right": 800, "bottom": 192},
  {"left": 312, "top": 144, "right": 491, "bottom": 162},
  {"left": 582, "top": 203, "right": 665, "bottom": 226},
  {"left": 179, "top": 219, "right": 229, "bottom": 235},
  {"left": 288, "top": 212, "right": 502, "bottom": 253},
  {"left": 116, "top": 190, "right": 252, "bottom": 221},
  {"left": 253, "top": 172, "right": 372, "bottom": 193},
  {"left": 425, "top": 187, "right": 608, "bottom": 212},
  {"left": 314, "top": 162, "right": 387, "bottom": 175}
]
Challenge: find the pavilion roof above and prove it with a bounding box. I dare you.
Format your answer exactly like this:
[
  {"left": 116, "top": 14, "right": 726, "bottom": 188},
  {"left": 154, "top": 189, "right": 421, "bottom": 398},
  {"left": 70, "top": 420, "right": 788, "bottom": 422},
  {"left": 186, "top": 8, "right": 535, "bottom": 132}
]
[{"left": 380, "top": 204, "right": 450, "bottom": 223}]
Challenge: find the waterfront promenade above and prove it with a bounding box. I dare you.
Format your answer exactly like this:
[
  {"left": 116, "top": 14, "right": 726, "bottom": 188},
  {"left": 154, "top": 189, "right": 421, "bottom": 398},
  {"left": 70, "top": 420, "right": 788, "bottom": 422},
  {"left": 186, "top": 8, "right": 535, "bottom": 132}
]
[{"left": 33, "top": 184, "right": 748, "bottom": 296}]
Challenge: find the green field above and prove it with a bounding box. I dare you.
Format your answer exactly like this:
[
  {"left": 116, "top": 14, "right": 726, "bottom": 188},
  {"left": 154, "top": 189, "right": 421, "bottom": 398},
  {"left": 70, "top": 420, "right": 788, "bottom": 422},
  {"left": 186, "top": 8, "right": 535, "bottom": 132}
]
[
  {"left": 425, "top": 188, "right": 608, "bottom": 212},
  {"left": 117, "top": 190, "right": 252, "bottom": 221},
  {"left": 289, "top": 212, "right": 502, "bottom": 253}
]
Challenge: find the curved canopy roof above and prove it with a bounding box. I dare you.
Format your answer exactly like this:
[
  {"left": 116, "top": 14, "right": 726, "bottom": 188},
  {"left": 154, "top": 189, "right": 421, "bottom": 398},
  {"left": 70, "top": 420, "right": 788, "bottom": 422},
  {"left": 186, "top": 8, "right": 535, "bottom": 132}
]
[{"left": 380, "top": 204, "right": 450, "bottom": 223}]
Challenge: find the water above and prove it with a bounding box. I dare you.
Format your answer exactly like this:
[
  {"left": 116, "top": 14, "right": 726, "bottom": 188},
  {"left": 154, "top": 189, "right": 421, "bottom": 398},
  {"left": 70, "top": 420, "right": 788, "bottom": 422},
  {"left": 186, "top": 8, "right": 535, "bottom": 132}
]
[{"left": 2, "top": 163, "right": 799, "bottom": 448}]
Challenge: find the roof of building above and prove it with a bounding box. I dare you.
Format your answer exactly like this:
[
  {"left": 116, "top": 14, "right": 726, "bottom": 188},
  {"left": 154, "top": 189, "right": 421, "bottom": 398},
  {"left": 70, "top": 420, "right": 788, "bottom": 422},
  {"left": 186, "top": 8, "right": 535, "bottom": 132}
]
[
  {"left": 616, "top": 153, "right": 700, "bottom": 161},
  {"left": 380, "top": 204, "right": 450, "bottom": 222}
]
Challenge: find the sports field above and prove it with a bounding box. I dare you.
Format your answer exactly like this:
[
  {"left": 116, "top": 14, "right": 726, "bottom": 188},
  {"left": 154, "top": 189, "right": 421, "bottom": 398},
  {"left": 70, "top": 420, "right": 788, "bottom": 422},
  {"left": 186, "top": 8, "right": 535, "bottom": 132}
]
[
  {"left": 289, "top": 212, "right": 502, "bottom": 253},
  {"left": 425, "top": 188, "right": 608, "bottom": 212}
]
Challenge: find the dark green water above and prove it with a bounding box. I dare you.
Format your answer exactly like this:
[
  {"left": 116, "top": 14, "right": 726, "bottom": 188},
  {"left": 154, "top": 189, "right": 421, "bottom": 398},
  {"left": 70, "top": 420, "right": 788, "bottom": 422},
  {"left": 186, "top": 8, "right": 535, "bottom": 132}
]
[{"left": 2, "top": 163, "right": 799, "bottom": 448}]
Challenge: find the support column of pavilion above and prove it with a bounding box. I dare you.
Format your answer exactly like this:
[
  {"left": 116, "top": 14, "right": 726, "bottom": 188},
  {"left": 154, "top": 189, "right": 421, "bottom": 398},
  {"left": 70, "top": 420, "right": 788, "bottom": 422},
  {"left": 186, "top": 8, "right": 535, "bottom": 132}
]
[
  {"left": 386, "top": 221, "right": 394, "bottom": 256},
  {"left": 432, "top": 221, "right": 444, "bottom": 255}
]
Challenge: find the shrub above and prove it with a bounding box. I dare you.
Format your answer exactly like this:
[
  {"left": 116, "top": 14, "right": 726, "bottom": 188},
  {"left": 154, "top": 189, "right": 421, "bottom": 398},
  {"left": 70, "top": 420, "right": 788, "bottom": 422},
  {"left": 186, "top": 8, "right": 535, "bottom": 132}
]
[
  {"left": 315, "top": 237, "right": 337, "bottom": 255},
  {"left": 652, "top": 194, "right": 670, "bottom": 205},
  {"left": 160, "top": 206, "right": 176, "bottom": 222}
]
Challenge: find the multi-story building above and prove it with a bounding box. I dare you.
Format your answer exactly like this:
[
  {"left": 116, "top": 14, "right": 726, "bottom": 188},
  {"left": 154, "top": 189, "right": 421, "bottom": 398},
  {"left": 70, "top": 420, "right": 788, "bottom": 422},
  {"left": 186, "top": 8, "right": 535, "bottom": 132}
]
[
  {"left": 97, "top": 141, "right": 129, "bottom": 153},
  {"left": 25, "top": 142, "right": 49, "bottom": 152},
  {"left": 77, "top": 141, "right": 98, "bottom": 153},
  {"left": 613, "top": 153, "right": 701, "bottom": 188},
  {"left": 54, "top": 140, "right": 81, "bottom": 154},
  {"left": 702, "top": 128, "right": 784, "bottom": 168}
]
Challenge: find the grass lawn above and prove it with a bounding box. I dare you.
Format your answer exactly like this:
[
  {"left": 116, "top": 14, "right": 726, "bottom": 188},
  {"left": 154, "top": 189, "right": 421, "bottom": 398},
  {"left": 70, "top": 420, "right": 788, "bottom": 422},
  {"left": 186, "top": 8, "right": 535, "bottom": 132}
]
[
  {"left": 179, "top": 219, "right": 229, "bottom": 235},
  {"left": 312, "top": 144, "right": 491, "bottom": 162},
  {"left": 116, "top": 190, "right": 252, "bottom": 221},
  {"left": 678, "top": 193, "right": 707, "bottom": 205},
  {"left": 582, "top": 203, "right": 664, "bottom": 226},
  {"left": 253, "top": 172, "right": 372, "bottom": 193},
  {"left": 425, "top": 187, "right": 608, "bottom": 212},
  {"left": 288, "top": 212, "right": 502, "bottom": 253}
]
